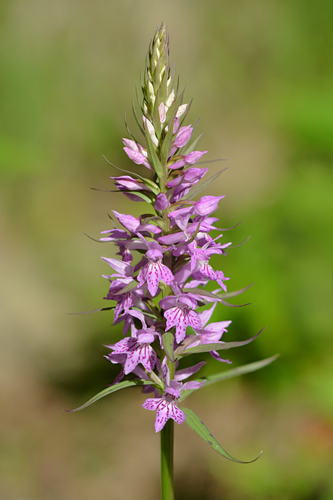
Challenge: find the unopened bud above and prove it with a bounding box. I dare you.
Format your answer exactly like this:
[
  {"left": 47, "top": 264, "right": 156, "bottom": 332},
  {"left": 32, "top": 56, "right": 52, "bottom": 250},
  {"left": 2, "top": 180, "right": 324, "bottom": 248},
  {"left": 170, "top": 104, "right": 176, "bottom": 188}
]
[
  {"left": 158, "top": 102, "right": 166, "bottom": 124},
  {"left": 154, "top": 193, "right": 169, "bottom": 211}
]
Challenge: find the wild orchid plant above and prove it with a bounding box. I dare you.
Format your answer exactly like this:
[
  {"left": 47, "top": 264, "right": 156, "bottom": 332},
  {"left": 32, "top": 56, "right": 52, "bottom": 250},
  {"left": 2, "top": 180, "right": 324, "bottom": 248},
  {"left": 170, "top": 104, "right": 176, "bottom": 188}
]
[{"left": 71, "top": 24, "right": 278, "bottom": 500}]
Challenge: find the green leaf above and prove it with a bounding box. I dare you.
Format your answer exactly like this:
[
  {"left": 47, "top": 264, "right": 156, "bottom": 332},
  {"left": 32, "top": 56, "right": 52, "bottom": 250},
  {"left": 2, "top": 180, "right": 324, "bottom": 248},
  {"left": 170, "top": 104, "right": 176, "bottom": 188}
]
[
  {"left": 66, "top": 306, "right": 115, "bottom": 315},
  {"left": 220, "top": 284, "right": 253, "bottom": 299},
  {"left": 102, "top": 155, "right": 150, "bottom": 183},
  {"left": 132, "top": 100, "right": 145, "bottom": 136},
  {"left": 162, "top": 331, "right": 175, "bottom": 362},
  {"left": 182, "top": 287, "right": 222, "bottom": 299},
  {"left": 66, "top": 379, "right": 153, "bottom": 412},
  {"left": 183, "top": 168, "right": 227, "bottom": 200},
  {"left": 182, "top": 408, "right": 262, "bottom": 463},
  {"left": 145, "top": 125, "right": 163, "bottom": 178},
  {"left": 182, "top": 287, "right": 250, "bottom": 308},
  {"left": 175, "top": 329, "right": 263, "bottom": 357},
  {"left": 160, "top": 118, "right": 175, "bottom": 167},
  {"left": 179, "top": 355, "right": 280, "bottom": 402},
  {"left": 203, "top": 354, "right": 280, "bottom": 387},
  {"left": 122, "top": 190, "right": 153, "bottom": 203},
  {"left": 140, "top": 178, "right": 160, "bottom": 195}
]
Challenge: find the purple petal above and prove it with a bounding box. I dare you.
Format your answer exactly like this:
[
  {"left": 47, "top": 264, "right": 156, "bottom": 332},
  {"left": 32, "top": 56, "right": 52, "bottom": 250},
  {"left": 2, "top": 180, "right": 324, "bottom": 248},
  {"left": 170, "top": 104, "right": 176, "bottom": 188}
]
[
  {"left": 184, "top": 150, "right": 208, "bottom": 165},
  {"left": 194, "top": 196, "right": 225, "bottom": 216},
  {"left": 174, "top": 361, "right": 206, "bottom": 381},
  {"left": 169, "top": 403, "right": 186, "bottom": 426},
  {"left": 174, "top": 125, "right": 193, "bottom": 148},
  {"left": 142, "top": 398, "right": 162, "bottom": 411},
  {"left": 113, "top": 211, "right": 140, "bottom": 233},
  {"left": 124, "top": 147, "right": 147, "bottom": 165},
  {"left": 182, "top": 380, "right": 206, "bottom": 390},
  {"left": 124, "top": 350, "right": 140, "bottom": 374},
  {"left": 101, "top": 257, "right": 133, "bottom": 277},
  {"left": 210, "top": 350, "right": 232, "bottom": 363},
  {"left": 187, "top": 310, "right": 202, "bottom": 330},
  {"left": 183, "top": 167, "right": 208, "bottom": 182},
  {"left": 139, "top": 345, "right": 157, "bottom": 372},
  {"left": 168, "top": 159, "right": 186, "bottom": 169},
  {"left": 164, "top": 387, "right": 181, "bottom": 399},
  {"left": 111, "top": 175, "right": 145, "bottom": 191}
]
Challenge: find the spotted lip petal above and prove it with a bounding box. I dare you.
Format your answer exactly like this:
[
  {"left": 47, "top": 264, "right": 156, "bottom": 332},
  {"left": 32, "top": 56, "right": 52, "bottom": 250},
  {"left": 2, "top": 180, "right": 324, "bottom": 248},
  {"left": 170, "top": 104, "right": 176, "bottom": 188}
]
[
  {"left": 138, "top": 260, "right": 174, "bottom": 297},
  {"left": 142, "top": 358, "right": 206, "bottom": 432}
]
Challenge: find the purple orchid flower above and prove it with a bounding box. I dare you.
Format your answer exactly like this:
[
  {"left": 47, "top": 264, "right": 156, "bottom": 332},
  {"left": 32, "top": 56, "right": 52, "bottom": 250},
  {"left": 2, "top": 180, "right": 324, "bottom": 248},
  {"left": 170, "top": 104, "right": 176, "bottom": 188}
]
[
  {"left": 167, "top": 167, "right": 209, "bottom": 202},
  {"left": 168, "top": 150, "right": 208, "bottom": 170},
  {"left": 113, "top": 210, "right": 161, "bottom": 235},
  {"left": 185, "top": 303, "right": 232, "bottom": 363},
  {"left": 168, "top": 195, "right": 225, "bottom": 231},
  {"left": 160, "top": 290, "right": 202, "bottom": 343},
  {"left": 82, "top": 25, "right": 268, "bottom": 448},
  {"left": 123, "top": 138, "right": 152, "bottom": 170},
  {"left": 142, "top": 358, "right": 205, "bottom": 432},
  {"left": 137, "top": 239, "right": 174, "bottom": 296},
  {"left": 170, "top": 125, "right": 193, "bottom": 156},
  {"left": 106, "top": 327, "right": 158, "bottom": 375},
  {"left": 111, "top": 175, "right": 153, "bottom": 202}
]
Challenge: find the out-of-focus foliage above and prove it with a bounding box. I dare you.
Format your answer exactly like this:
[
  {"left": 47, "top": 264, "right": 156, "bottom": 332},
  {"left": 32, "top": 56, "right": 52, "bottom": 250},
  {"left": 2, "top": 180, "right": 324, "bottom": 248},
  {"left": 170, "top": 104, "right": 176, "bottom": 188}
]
[{"left": 0, "top": 1, "right": 332, "bottom": 499}]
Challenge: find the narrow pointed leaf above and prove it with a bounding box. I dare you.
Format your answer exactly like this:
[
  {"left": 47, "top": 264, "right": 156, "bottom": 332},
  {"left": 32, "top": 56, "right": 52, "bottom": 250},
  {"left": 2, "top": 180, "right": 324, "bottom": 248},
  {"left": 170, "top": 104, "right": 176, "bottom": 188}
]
[
  {"left": 179, "top": 355, "right": 280, "bottom": 401},
  {"left": 66, "top": 379, "right": 153, "bottom": 412},
  {"left": 176, "top": 329, "right": 264, "bottom": 357},
  {"left": 228, "top": 235, "right": 252, "bottom": 248},
  {"left": 66, "top": 306, "right": 115, "bottom": 315},
  {"left": 140, "top": 178, "right": 160, "bottom": 195},
  {"left": 122, "top": 191, "right": 153, "bottom": 203},
  {"left": 124, "top": 112, "right": 139, "bottom": 143},
  {"left": 219, "top": 299, "right": 250, "bottom": 308},
  {"left": 196, "top": 158, "right": 226, "bottom": 166},
  {"left": 182, "top": 407, "right": 262, "bottom": 463},
  {"left": 204, "top": 354, "right": 280, "bottom": 387},
  {"left": 179, "top": 98, "right": 193, "bottom": 128},
  {"left": 162, "top": 331, "right": 175, "bottom": 361},
  {"left": 145, "top": 126, "right": 163, "bottom": 178},
  {"left": 182, "top": 287, "right": 222, "bottom": 300},
  {"left": 102, "top": 155, "right": 149, "bottom": 182},
  {"left": 132, "top": 101, "right": 145, "bottom": 135},
  {"left": 182, "top": 287, "right": 250, "bottom": 307},
  {"left": 219, "top": 284, "right": 253, "bottom": 299}
]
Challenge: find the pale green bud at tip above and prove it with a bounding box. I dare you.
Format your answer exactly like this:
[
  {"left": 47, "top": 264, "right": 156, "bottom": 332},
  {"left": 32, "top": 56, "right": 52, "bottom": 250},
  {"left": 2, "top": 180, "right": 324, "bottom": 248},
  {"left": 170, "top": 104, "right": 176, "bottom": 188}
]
[
  {"left": 176, "top": 104, "right": 188, "bottom": 118},
  {"left": 144, "top": 117, "right": 159, "bottom": 147},
  {"left": 165, "top": 90, "right": 175, "bottom": 109}
]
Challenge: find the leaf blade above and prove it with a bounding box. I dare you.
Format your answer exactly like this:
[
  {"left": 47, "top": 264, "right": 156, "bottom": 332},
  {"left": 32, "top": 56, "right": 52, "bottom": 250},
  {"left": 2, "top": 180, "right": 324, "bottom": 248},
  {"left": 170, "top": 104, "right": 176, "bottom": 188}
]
[
  {"left": 162, "top": 331, "right": 176, "bottom": 362},
  {"left": 176, "top": 329, "right": 264, "bottom": 357},
  {"left": 66, "top": 379, "right": 152, "bottom": 412},
  {"left": 179, "top": 355, "right": 280, "bottom": 402},
  {"left": 182, "top": 407, "right": 262, "bottom": 463}
]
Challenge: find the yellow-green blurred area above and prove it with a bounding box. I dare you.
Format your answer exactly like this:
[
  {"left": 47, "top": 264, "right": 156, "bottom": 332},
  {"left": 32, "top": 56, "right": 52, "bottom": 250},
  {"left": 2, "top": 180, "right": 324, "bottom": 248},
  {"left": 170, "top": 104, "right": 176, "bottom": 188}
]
[{"left": 1, "top": 0, "right": 332, "bottom": 499}]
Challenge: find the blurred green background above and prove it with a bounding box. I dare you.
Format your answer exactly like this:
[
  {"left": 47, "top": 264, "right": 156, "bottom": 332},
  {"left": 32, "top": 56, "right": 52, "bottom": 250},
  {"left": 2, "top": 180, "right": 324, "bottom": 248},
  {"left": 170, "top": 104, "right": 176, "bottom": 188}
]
[{"left": 1, "top": 0, "right": 332, "bottom": 499}]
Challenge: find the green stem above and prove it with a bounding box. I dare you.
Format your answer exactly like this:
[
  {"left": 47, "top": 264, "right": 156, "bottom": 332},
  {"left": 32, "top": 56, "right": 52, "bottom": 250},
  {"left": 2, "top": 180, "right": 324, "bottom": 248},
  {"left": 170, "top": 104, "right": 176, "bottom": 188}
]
[{"left": 160, "top": 419, "right": 174, "bottom": 500}]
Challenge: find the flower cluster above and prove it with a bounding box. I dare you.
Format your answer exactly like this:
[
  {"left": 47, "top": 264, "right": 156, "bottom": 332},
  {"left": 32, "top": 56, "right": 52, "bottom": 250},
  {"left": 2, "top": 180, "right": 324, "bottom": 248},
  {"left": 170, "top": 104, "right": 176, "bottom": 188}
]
[
  {"left": 77, "top": 24, "right": 269, "bottom": 437},
  {"left": 96, "top": 24, "right": 242, "bottom": 433}
]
